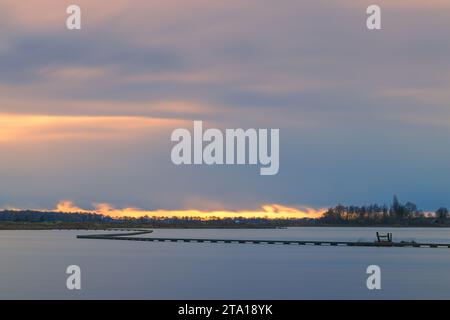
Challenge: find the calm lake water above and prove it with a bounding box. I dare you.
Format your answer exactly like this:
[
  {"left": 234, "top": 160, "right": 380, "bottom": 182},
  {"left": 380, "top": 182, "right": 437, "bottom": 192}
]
[{"left": 1, "top": 227, "right": 450, "bottom": 299}]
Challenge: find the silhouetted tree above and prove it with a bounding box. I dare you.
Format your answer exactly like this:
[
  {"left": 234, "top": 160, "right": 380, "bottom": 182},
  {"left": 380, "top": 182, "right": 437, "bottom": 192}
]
[
  {"left": 391, "top": 195, "right": 400, "bottom": 218},
  {"left": 436, "top": 207, "right": 449, "bottom": 222},
  {"left": 391, "top": 195, "right": 411, "bottom": 219},
  {"left": 404, "top": 202, "right": 418, "bottom": 218}
]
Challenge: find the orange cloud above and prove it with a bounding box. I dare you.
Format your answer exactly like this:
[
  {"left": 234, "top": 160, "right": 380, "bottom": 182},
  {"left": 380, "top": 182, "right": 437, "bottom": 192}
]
[
  {"left": 54, "top": 200, "right": 92, "bottom": 213},
  {"left": 0, "top": 113, "right": 188, "bottom": 143},
  {"left": 0, "top": 0, "right": 229, "bottom": 30},
  {"left": 24, "top": 200, "right": 327, "bottom": 219}
]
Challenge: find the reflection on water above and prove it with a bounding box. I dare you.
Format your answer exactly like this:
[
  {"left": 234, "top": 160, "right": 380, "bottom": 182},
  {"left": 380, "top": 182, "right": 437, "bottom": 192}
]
[{"left": 0, "top": 227, "right": 449, "bottom": 299}]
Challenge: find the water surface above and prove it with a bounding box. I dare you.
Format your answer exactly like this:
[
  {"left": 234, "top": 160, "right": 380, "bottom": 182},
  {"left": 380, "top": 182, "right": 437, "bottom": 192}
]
[{"left": 1, "top": 227, "right": 449, "bottom": 299}]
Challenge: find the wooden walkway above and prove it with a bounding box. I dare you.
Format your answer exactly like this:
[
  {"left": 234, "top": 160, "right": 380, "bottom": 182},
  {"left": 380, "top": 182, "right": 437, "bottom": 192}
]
[{"left": 76, "top": 230, "right": 450, "bottom": 249}]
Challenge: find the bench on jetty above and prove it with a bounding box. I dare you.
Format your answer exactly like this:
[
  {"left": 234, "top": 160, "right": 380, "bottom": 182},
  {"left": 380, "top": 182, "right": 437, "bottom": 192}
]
[
  {"left": 76, "top": 230, "right": 450, "bottom": 249},
  {"left": 376, "top": 232, "right": 393, "bottom": 243}
]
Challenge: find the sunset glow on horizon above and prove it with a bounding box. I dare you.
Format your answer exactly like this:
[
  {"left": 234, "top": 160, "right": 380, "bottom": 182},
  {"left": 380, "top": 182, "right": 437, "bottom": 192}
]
[{"left": 3, "top": 200, "right": 327, "bottom": 220}]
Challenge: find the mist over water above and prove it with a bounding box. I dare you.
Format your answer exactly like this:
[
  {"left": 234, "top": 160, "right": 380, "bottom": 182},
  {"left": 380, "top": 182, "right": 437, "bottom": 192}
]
[{"left": 1, "top": 228, "right": 450, "bottom": 299}]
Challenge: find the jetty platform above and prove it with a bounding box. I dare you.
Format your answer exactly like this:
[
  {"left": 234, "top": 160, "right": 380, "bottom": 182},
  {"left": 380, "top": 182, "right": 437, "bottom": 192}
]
[{"left": 76, "top": 230, "right": 450, "bottom": 249}]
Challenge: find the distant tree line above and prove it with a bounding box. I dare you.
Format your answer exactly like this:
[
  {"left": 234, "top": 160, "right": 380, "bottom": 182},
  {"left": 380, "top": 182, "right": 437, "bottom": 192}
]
[
  {"left": 0, "top": 210, "right": 112, "bottom": 223},
  {"left": 320, "top": 195, "right": 449, "bottom": 225}
]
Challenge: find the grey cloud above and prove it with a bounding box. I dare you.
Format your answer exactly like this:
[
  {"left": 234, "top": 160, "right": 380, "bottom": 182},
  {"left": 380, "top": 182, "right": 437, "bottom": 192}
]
[{"left": 0, "top": 32, "right": 187, "bottom": 83}]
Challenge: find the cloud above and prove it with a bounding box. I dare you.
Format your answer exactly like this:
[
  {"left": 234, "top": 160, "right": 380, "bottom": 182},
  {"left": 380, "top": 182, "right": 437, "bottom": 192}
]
[
  {"left": 0, "top": 32, "right": 186, "bottom": 84},
  {"left": 7, "top": 200, "right": 327, "bottom": 219},
  {"left": 0, "top": 113, "right": 188, "bottom": 143}
]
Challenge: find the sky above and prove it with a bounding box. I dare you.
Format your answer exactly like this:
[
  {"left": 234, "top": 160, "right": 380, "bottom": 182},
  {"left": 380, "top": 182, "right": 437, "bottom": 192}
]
[{"left": 0, "top": 0, "right": 449, "bottom": 217}]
